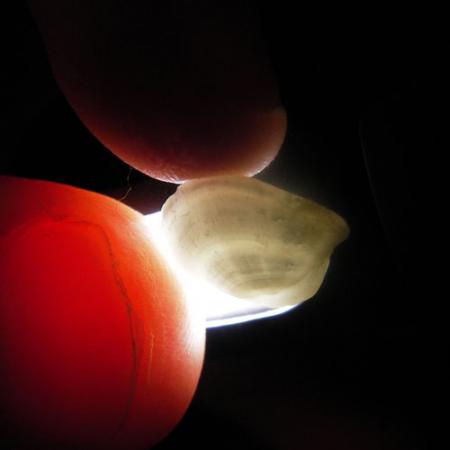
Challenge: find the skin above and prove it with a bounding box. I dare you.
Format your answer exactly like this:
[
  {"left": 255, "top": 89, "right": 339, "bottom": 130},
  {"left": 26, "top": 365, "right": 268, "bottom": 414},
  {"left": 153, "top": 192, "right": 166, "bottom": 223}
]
[
  {"left": 1, "top": 3, "right": 283, "bottom": 447},
  {"left": 0, "top": 176, "right": 205, "bottom": 449},
  {"left": 28, "top": 0, "right": 287, "bottom": 182}
]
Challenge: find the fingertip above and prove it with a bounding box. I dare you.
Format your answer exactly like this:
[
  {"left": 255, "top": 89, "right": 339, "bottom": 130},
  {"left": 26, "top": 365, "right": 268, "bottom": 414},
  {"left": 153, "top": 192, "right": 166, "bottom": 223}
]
[{"left": 29, "top": 0, "right": 286, "bottom": 183}]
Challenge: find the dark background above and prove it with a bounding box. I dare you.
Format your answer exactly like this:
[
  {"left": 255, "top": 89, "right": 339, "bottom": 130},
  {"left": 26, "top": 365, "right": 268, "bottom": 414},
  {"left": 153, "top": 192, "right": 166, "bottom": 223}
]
[{"left": 1, "top": 2, "right": 442, "bottom": 449}]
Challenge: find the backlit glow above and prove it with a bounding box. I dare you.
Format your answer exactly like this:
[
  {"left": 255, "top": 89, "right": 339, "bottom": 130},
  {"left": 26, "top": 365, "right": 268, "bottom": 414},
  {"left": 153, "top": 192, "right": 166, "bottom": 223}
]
[{"left": 143, "top": 212, "right": 297, "bottom": 328}]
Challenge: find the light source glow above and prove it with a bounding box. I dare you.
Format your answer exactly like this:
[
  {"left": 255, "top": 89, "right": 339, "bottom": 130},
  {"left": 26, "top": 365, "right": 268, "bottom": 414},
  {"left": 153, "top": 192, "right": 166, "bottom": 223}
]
[{"left": 143, "top": 212, "right": 297, "bottom": 328}]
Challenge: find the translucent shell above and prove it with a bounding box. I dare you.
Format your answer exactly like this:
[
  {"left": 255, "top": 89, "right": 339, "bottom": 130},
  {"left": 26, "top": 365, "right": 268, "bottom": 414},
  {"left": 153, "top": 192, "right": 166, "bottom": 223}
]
[{"left": 161, "top": 176, "right": 349, "bottom": 308}]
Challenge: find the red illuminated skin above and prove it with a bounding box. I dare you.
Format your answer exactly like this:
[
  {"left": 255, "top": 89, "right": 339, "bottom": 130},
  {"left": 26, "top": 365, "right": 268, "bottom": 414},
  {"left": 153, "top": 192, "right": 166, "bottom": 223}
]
[
  {"left": 0, "top": 176, "right": 205, "bottom": 450},
  {"left": 28, "top": 0, "right": 287, "bottom": 182}
]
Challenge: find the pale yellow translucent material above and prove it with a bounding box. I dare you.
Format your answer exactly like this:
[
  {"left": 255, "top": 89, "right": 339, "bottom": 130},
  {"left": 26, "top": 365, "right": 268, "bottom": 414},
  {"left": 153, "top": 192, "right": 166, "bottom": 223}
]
[{"left": 161, "top": 176, "right": 349, "bottom": 308}]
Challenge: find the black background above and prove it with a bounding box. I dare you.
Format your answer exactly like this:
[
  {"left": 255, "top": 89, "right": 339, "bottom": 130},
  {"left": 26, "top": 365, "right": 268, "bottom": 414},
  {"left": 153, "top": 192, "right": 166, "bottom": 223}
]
[{"left": 1, "top": 2, "right": 442, "bottom": 449}]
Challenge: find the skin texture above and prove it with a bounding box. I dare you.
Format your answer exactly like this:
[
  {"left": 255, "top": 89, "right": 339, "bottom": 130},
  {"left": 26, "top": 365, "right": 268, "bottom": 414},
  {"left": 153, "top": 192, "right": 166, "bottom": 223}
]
[
  {"left": 0, "top": 176, "right": 205, "bottom": 449},
  {"left": 28, "top": 0, "right": 287, "bottom": 182}
]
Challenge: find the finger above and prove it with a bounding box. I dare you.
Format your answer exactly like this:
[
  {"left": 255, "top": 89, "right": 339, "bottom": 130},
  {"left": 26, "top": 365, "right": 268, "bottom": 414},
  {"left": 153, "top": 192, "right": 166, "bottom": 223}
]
[{"left": 29, "top": 0, "right": 286, "bottom": 183}]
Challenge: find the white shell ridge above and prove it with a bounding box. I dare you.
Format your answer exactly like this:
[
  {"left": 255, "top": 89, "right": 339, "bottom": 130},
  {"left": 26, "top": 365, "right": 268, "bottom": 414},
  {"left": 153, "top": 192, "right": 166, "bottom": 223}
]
[{"left": 161, "top": 176, "right": 349, "bottom": 308}]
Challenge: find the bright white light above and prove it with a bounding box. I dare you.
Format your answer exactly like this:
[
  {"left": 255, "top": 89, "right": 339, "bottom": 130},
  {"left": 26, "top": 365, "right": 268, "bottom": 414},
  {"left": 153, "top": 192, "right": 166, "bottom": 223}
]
[{"left": 143, "top": 212, "right": 297, "bottom": 328}]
